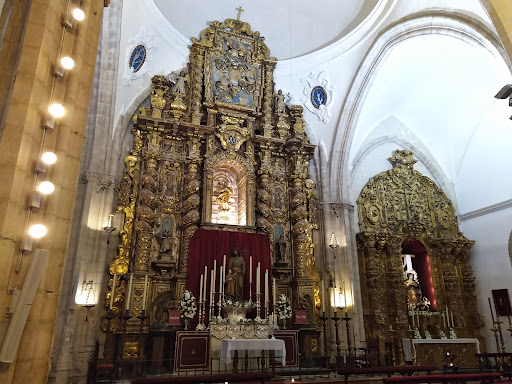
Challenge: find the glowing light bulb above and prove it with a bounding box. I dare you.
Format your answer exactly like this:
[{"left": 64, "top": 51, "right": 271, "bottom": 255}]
[
  {"left": 28, "top": 224, "right": 47, "bottom": 239},
  {"left": 72, "top": 8, "right": 85, "bottom": 21},
  {"left": 38, "top": 181, "right": 55, "bottom": 195},
  {"left": 41, "top": 152, "right": 57, "bottom": 165},
  {"left": 49, "top": 103, "right": 65, "bottom": 118},
  {"left": 60, "top": 56, "right": 75, "bottom": 70}
]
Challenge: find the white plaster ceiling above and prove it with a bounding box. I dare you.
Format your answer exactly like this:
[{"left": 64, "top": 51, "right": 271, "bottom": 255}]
[
  {"left": 350, "top": 34, "right": 512, "bottom": 184},
  {"left": 153, "top": 0, "right": 379, "bottom": 59}
]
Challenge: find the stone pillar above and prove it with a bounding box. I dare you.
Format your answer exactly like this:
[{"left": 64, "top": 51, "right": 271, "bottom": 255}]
[{"left": 0, "top": 2, "right": 104, "bottom": 384}]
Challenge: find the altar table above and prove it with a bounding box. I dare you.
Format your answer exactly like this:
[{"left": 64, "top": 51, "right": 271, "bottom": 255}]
[
  {"left": 220, "top": 338, "right": 286, "bottom": 366},
  {"left": 402, "top": 338, "right": 480, "bottom": 368}
]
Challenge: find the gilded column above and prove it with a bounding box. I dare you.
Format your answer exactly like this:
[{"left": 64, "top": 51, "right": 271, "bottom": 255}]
[
  {"left": 262, "top": 60, "right": 276, "bottom": 137},
  {"left": 133, "top": 153, "right": 159, "bottom": 272},
  {"left": 256, "top": 146, "right": 273, "bottom": 235},
  {"left": 179, "top": 134, "right": 203, "bottom": 273},
  {"left": 189, "top": 44, "right": 206, "bottom": 124}
]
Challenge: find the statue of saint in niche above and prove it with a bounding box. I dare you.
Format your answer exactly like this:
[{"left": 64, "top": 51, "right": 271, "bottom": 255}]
[
  {"left": 226, "top": 248, "right": 245, "bottom": 301},
  {"left": 156, "top": 216, "right": 174, "bottom": 261},
  {"left": 274, "top": 226, "right": 287, "bottom": 262},
  {"left": 214, "top": 185, "right": 233, "bottom": 211}
]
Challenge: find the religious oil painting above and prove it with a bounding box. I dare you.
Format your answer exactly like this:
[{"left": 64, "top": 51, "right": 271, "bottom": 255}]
[{"left": 492, "top": 289, "right": 512, "bottom": 316}]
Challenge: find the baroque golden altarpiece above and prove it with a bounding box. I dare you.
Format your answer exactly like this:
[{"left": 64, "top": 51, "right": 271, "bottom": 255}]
[
  {"left": 356, "top": 150, "right": 484, "bottom": 364},
  {"left": 102, "top": 17, "right": 319, "bottom": 358}
]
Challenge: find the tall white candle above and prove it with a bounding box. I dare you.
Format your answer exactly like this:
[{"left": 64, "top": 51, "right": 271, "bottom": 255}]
[
  {"left": 249, "top": 256, "right": 252, "bottom": 284},
  {"left": 273, "top": 277, "right": 277, "bottom": 306},
  {"left": 222, "top": 254, "right": 226, "bottom": 288},
  {"left": 450, "top": 311, "right": 454, "bottom": 329},
  {"left": 256, "top": 262, "right": 261, "bottom": 295},
  {"left": 199, "top": 274, "right": 204, "bottom": 303},
  {"left": 213, "top": 260, "right": 217, "bottom": 290},
  {"left": 445, "top": 305, "right": 449, "bottom": 327},
  {"left": 210, "top": 269, "right": 214, "bottom": 305},
  {"left": 219, "top": 265, "right": 224, "bottom": 297},
  {"left": 265, "top": 269, "right": 269, "bottom": 304},
  {"left": 110, "top": 274, "right": 117, "bottom": 310},
  {"left": 126, "top": 274, "right": 133, "bottom": 310},
  {"left": 142, "top": 274, "right": 148, "bottom": 311},
  {"left": 203, "top": 266, "right": 208, "bottom": 302}
]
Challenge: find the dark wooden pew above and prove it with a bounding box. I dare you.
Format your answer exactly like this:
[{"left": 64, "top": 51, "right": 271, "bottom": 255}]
[
  {"left": 382, "top": 371, "right": 502, "bottom": 384},
  {"left": 131, "top": 372, "right": 275, "bottom": 384},
  {"left": 336, "top": 365, "right": 437, "bottom": 384}
]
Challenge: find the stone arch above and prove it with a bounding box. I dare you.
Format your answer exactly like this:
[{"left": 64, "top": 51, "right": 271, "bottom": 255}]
[{"left": 331, "top": 11, "right": 510, "bottom": 204}]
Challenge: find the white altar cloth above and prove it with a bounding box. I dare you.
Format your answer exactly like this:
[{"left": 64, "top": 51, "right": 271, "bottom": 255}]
[
  {"left": 220, "top": 338, "right": 286, "bottom": 366},
  {"left": 402, "top": 338, "right": 480, "bottom": 361}
]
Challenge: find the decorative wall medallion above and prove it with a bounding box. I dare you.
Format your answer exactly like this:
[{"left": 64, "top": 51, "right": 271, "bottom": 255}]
[
  {"left": 311, "top": 86, "right": 327, "bottom": 109},
  {"left": 123, "top": 28, "right": 158, "bottom": 86},
  {"left": 301, "top": 71, "right": 333, "bottom": 123},
  {"left": 129, "top": 44, "right": 147, "bottom": 73}
]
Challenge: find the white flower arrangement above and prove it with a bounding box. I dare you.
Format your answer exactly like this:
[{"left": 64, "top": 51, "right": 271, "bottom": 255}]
[
  {"left": 221, "top": 299, "right": 255, "bottom": 309},
  {"left": 276, "top": 294, "right": 292, "bottom": 320},
  {"left": 179, "top": 290, "right": 197, "bottom": 320}
]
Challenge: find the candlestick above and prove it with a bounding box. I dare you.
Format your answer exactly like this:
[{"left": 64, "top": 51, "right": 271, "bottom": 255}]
[
  {"left": 126, "top": 274, "right": 133, "bottom": 310},
  {"left": 264, "top": 269, "right": 269, "bottom": 318},
  {"left": 142, "top": 274, "right": 148, "bottom": 311},
  {"left": 110, "top": 274, "right": 116, "bottom": 310}
]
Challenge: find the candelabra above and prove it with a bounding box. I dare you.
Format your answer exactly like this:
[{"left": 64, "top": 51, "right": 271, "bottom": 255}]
[
  {"left": 331, "top": 311, "right": 342, "bottom": 366},
  {"left": 342, "top": 311, "right": 354, "bottom": 367},
  {"left": 196, "top": 298, "right": 206, "bottom": 330},
  {"left": 265, "top": 300, "right": 270, "bottom": 320},
  {"left": 320, "top": 311, "right": 330, "bottom": 368},
  {"left": 217, "top": 291, "right": 223, "bottom": 320}
]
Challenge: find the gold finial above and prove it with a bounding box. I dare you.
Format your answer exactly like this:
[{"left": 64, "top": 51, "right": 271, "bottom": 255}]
[{"left": 236, "top": 6, "right": 244, "bottom": 21}]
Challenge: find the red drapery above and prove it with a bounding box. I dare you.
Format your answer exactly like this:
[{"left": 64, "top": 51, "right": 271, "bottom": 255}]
[{"left": 187, "top": 228, "right": 272, "bottom": 323}]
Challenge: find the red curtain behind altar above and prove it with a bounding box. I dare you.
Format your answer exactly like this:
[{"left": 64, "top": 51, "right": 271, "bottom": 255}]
[{"left": 187, "top": 229, "right": 272, "bottom": 322}]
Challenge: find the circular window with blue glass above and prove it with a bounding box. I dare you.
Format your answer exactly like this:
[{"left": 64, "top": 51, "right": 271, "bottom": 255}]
[
  {"left": 311, "top": 86, "right": 327, "bottom": 109},
  {"left": 129, "top": 44, "right": 147, "bottom": 73}
]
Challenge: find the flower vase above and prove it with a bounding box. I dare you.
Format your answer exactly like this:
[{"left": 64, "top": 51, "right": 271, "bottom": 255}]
[
  {"left": 184, "top": 318, "right": 189, "bottom": 330},
  {"left": 282, "top": 318, "right": 286, "bottom": 329}
]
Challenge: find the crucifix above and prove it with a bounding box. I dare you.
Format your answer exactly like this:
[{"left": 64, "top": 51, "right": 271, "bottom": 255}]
[{"left": 236, "top": 6, "right": 244, "bottom": 21}]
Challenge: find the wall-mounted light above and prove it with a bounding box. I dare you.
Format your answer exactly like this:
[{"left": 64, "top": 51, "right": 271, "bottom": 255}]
[
  {"left": 494, "top": 84, "right": 512, "bottom": 120},
  {"left": 37, "top": 181, "right": 55, "bottom": 195},
  {"left": 76, "top": 279, "right": 96, "bottom": 322},
  {"left": 54, "top": 56, "right": 75, "bottom": 77},
  {"left": 44, "top": 103, "right": 65, "bottom": 130},
  {"left": 329, "top": 232, "right": 340, "bottom": 249},
  {"left": 36, "top": 152, "right": 57, "bottom": 173},
  {"left": 21, "top": 224, "right": 47, "bottom": 251},
  {"left": 63, "top": 8, "right": 85, "bottom": 29},
  {"left": 102, "top": 213, "right": 116, "bottom": 233}
]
